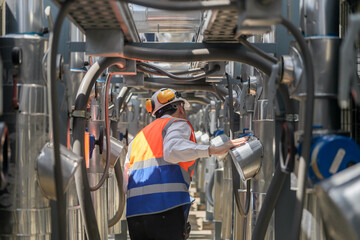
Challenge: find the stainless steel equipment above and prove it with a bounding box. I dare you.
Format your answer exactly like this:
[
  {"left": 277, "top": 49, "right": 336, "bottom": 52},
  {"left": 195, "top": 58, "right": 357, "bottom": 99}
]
[{"left": 0, "top": 34, "right": 51, "bottom": 239}]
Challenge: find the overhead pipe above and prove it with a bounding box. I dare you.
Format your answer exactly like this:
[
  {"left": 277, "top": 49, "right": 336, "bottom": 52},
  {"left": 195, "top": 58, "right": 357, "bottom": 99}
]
[
  {"left": 122, "top": 43, "right": 273, "bottom": 76},
  {"left": 73, "top": 57, "right": 126, "bottom": 240}
]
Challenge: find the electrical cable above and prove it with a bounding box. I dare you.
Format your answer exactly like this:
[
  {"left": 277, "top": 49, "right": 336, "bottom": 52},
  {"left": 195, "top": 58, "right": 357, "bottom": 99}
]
[
  {"left": 226, "top": 73, "right": 250, "bottom": 217},
  {"left": 73, "top": 58, "right": 125, "bottom": 240},
  {"left": 137, "top": 62, "right": 221, "bottom": 81},
  {"left": 136, "top": 65, "right": 200, "bottom": 78},
  {"left": 139, "top": 67, "right": 204, "bottom": 76},
  {"left": 47, "top": 1, "right": 74, "bottom": 239},
  {"left": 238, "top": 36, "right": 278, "bottom": 64},
  {"left": 280, "top": 16, "right": 315, "bottom": 240},
  {"left": 89, "top": 74, "right": 112, "bottom": 191},
  {"left": 122, "top": 43, "right": 273, "bottom": 76},
  {"left": 123, "top": 0, "right": 235, "bottom": 11},
  {"left": 169, "top": 68, "right": 204, "bottom": 75}
]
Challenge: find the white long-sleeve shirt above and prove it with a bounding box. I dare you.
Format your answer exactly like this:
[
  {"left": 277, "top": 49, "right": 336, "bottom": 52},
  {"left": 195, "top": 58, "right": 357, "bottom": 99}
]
[{"left": 123, "top": 115, "right": 210, "bottom": 191}]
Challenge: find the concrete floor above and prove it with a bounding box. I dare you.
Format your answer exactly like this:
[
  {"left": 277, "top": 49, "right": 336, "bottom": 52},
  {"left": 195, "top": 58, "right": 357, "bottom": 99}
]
[{"left": 188, "top": 185, "right": 213, "bottom": 240}]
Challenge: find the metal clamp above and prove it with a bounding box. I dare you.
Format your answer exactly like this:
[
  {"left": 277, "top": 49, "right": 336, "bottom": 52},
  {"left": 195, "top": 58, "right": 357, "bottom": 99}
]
[{"left": 71, "top": 110, "right": 90, "bottom": 119}]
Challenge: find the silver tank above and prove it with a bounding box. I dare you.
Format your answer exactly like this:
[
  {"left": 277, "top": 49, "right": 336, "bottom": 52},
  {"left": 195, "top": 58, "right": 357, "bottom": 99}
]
[{"left": 0, "top": 35, "right": 51, "bottom": 239}]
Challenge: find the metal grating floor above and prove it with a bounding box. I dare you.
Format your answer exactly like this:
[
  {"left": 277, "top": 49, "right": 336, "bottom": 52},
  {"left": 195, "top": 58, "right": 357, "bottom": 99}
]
[
  {"left": 203, "top": 10, "right": 239, "bottom": 43},
  {"left": 53, "top": 0, "right": 121, "bottom": 31},
  {"left": 67, "top": 0, "right": 120, "bottom": 30}
]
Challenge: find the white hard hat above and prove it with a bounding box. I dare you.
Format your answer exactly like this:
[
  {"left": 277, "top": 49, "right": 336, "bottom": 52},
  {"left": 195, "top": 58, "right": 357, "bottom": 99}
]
[{"left": 145, "top": 88, "right": 190, "bottom": 117}]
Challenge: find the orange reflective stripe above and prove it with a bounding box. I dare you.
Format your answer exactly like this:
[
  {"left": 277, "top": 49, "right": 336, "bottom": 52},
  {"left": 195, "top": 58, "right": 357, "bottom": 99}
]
[
  {"left": 130, "top": 118, "right": 176, "bottom": 169},
  {"left": 129, "top": 131, "right": 156, "bottom": 169}
]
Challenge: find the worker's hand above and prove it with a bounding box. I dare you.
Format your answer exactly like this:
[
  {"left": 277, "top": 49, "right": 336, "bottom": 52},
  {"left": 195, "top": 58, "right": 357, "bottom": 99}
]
[{"left": 209, "top": 137, "right": 249, "bottom": 155}]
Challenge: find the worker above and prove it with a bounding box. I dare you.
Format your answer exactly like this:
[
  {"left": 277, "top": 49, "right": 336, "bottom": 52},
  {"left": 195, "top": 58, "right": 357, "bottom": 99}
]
[{"left": 123, "top": 88, "right": 248, "bottom": 240}]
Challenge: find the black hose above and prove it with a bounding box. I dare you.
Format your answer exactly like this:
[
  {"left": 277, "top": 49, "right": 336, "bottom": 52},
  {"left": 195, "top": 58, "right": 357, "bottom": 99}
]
[
  {"left": 226, "top": 74, "right": 250, "bottom": 217},
  {"left": 49, "top": 1, "right": 74, "bottom": 238},
  {"left": 89, "top": 74, "right": 112, "bottom": 191},
  {"left": 238, "top": 37, "right": 278, "bottom": 64},
  {"left": 169, "top": 68, "right": 204, "bottom": 75},
  {"left": 252, "top": 164, "right": 287, "bottom": 240},
  {"left": 123, "top": 43, "right": 273, "bottom": 76},
  {"left": 137, "top": 62, "right": 220, "bottom": 81},
  {"left": 123, "top": 0, "right": 235, "bottom": 11},
  {"left": 206, "top": 171, "right": 215, "bottom": 207},
  {"left": 280, "top": 16, "right": 315, "bottom": 240},
  {"left": 108, "top": 159, "right": 125, "bottom": 227},
  {"left": 138, "top": 65, "right": 204, "bottom": 76},
  {"left": 142, "top": 81, "right": 225, "bottom": 96},
  {"left": 73, "top": 57, "right": 126, "bottom": 240}
]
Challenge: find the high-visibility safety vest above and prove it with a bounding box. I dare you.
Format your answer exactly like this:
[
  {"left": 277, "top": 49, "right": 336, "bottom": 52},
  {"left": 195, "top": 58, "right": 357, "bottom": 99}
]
[{"left": 126, "top": 117, "right": 197, "bottom": 218}]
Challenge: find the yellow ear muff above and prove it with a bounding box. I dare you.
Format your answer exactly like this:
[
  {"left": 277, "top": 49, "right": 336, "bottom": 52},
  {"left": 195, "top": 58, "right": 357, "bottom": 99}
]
[
  {"left": 145, "top": 99, "right": 154, "bottom": 113},
  {"left": 157, "top": 89, "right": 175, "bottom": 104}
]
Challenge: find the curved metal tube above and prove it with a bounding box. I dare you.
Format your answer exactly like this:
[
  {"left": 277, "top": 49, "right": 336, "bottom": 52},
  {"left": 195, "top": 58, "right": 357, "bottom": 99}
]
[
  {"left": 108, "top": 87, "right": 132, "bottom": 226},
  {"left": 48, "top": 1, "right": 73, "bottom": 238},
  {"left": 108, "top": 160, "right": 125, "bottom": 227},
  {"left": 89, "top": 74, "right": 112, "bottom": 191},
  {"left": 122, "top": 43, "right": 273, "bottom": 76},
  {"left": 73, "top": 57, "right": 126, "bottom": 240}
]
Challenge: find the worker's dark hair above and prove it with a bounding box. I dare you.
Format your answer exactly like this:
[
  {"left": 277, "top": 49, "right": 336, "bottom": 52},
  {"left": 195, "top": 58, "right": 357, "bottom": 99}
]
[{"left": 155, "top": 101, "right": 184, "bottom": 118}]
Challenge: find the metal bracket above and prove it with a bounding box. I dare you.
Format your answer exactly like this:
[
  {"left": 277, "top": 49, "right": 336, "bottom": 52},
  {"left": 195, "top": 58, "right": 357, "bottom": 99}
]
[
  {"left": 267, "top": 64, "right": 280, "bottom": 111},
  {"left": 71, "top": 110, "right": 90, "bottom": 119}
]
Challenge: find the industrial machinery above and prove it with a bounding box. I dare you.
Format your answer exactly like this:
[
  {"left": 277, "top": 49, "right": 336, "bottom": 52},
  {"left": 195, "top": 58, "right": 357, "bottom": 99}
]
[{"left": 0, "top": 0, "right": 359, "bottom": 240}]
